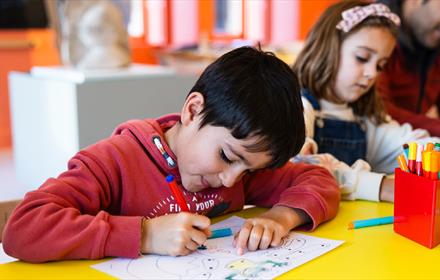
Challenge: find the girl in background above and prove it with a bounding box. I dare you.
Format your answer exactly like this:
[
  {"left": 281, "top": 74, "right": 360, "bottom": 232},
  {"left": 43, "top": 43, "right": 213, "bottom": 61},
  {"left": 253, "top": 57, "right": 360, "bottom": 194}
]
[{"left": 292, "top": 0, "right": 440, "bottom": 203}]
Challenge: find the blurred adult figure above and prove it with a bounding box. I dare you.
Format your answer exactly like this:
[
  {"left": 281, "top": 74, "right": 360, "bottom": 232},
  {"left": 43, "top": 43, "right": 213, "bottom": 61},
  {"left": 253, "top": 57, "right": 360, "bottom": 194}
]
[{"left": 377, "top": 0, "right": 440, "bottom": 136}]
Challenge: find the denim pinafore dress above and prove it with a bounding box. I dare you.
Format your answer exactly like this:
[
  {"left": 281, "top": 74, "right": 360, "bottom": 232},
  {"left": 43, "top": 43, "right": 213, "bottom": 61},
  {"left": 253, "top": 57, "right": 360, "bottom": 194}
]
[{"left": 302, "top": 89, "right": 367, "bottom": 166}]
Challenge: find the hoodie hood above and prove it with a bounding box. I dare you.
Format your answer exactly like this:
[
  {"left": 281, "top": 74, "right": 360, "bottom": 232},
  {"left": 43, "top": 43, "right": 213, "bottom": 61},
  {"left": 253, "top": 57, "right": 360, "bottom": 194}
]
[{"left": 112, "top": 114, "right": 182, "bottom": 181}]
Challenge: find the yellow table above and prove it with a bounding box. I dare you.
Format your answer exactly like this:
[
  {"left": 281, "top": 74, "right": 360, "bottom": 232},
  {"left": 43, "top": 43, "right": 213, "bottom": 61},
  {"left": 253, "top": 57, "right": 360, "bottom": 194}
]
[{"left": 1, "top": 201, "right": 439, "bottom": 279}]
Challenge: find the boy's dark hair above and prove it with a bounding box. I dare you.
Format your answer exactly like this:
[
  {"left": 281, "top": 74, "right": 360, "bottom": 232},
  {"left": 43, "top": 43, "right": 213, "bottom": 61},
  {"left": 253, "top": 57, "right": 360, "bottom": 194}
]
[{"left": 189, "top": 46, "right": 305, "bottom": 169}]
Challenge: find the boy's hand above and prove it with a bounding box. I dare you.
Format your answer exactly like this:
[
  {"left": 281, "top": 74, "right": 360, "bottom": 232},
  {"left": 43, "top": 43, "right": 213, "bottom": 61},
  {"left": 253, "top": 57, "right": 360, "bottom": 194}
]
[
  {"left": 141, "top": 212, "right": 211, "bottom": 256},
  {"left": 233, "top": 206, "right": 309, "bottom": 255}
]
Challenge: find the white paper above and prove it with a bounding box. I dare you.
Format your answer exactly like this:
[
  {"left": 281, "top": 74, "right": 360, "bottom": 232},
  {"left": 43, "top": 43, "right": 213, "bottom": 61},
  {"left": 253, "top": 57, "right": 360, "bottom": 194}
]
[
  {"left": 0, "top": 243, "right": 17, "bottom": 264},
  {"left": 92, "top": 216, "right": 344, "bottom": 279}
]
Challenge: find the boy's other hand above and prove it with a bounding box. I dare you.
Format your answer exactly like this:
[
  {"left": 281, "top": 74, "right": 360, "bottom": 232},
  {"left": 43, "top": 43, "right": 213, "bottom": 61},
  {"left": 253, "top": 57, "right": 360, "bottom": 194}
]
[
  {"left": 141, "top": 212, "right": 211, "bottom": 256},
  {"left": 233, "top": 206, "right": 309, "bottom": 255}
]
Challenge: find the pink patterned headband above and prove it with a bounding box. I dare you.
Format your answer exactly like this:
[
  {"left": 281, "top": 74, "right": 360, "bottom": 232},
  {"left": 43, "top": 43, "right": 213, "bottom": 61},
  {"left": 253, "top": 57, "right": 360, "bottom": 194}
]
[{"left": 336, "top": 3, "right": 401, "bottom": 33}]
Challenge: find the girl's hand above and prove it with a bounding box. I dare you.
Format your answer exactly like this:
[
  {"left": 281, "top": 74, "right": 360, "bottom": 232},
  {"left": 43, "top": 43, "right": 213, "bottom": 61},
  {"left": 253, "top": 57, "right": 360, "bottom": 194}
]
[
  {"left": 233, "top": 206, "right": 309, "bottom": 255},
  {"left": 141, "top": 212, "right": 211, "bottom": 256},
  {"left": 299, "top": 138, "right": 317, "bottom": 155},
  {"left": 379, "top": 177, "right": 394, "bottom": 202},
  {"left": 299, "top": 142, "right": 315, "bottom": 155}
]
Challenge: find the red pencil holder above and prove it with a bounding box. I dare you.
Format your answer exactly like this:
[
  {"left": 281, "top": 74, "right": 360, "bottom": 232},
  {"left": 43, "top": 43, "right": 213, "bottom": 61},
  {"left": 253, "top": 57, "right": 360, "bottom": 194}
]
[{"left": 394, "top": 168, "right": 440, "bottom": 249}]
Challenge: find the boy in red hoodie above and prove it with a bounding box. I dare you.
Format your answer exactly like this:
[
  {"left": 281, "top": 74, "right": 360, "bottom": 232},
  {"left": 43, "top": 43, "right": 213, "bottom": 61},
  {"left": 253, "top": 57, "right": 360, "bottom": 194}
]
[{"left": 2, "top": 47, "right": 339, "bottom": 262}]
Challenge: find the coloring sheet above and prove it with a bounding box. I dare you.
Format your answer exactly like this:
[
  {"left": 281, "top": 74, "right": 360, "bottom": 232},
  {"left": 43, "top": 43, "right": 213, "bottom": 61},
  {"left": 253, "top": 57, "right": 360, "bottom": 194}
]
[{"left": 92, "top": 216, "right": 344, "bottom": 279}]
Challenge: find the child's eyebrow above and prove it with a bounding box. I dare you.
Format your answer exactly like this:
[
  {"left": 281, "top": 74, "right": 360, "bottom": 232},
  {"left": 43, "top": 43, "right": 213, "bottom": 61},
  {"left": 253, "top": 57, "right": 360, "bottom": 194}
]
[
  {"left": 357, "top": 46, "right": 390, "bottom": 61},
  {"left": 226, "top": 143, "right": 250, "bottom": 166},
  {"left": 356, "top": 46, "right": 377, "bottom": 53}
]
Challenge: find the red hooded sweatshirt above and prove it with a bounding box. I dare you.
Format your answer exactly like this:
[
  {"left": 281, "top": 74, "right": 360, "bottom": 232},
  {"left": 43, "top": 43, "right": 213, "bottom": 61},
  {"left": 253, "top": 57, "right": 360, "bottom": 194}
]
[{"left": 2, "top": 114, "right": 339, "bottom": 263}]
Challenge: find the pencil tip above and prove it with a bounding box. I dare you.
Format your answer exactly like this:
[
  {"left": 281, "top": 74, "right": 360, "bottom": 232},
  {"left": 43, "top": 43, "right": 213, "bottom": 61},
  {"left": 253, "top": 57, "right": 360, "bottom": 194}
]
[{"left": 347, "top": 223, "right": 354, "bottom": 230}]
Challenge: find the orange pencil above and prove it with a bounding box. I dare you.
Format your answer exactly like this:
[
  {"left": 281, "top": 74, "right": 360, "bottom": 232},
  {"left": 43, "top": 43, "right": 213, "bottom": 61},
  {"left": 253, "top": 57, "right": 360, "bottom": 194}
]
[
  {"left": 396, "top": 154, "right": 409, "bottom": 172},
  {"left": 426, "top": 142, "right": 435, "bottom": 151}
]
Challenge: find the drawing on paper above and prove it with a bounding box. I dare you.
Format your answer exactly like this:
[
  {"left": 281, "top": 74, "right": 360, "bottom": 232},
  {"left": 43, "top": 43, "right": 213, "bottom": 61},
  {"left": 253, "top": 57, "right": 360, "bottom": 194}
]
[{"left": 92, "top": 216, "right": 344, "bottom": 279}]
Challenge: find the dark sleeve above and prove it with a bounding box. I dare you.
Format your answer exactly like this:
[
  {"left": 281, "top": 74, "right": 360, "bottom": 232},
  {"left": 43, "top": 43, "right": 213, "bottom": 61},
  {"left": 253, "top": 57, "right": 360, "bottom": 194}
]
[
  {"left": 377, "top": 68, "right": 440, "bottom": 137},
  {"left": 383, "top": 101, "right": 440, "bottom": 137}
]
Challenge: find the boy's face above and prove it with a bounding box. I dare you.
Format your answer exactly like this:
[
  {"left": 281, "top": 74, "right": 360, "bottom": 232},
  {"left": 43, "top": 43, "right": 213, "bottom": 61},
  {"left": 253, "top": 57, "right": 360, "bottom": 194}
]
[{"left": 167, "top": 92, "right": 272, "bottom": 192}]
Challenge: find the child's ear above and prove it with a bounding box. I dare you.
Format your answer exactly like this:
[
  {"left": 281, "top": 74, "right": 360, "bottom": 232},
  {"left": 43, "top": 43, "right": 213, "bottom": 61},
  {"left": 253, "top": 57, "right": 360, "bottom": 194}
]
[{"left": 181, "top": 92, "right": 205, "bottom": 125}]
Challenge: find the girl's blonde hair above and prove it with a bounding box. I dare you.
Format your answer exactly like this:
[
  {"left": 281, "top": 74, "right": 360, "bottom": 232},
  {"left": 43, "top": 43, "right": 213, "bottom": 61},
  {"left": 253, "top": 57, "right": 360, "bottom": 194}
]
[{"left": 293, "top": 0, "right": 399, "bottom": 124}]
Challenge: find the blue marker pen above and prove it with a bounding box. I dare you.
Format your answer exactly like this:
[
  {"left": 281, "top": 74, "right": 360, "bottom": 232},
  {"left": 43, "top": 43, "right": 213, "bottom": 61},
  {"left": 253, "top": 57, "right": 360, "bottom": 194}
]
[
  {"left": 402, "top": 143, "right": 409, "bottom": 162},
  {"left": 197, "top": 227, "right": 233, "bottom": 250},
  {"left": 348, "top": 216, "right": 394, "bottom": 229},
  {"left": 208, "top": 227, "right": 233, "bottom": 239}
]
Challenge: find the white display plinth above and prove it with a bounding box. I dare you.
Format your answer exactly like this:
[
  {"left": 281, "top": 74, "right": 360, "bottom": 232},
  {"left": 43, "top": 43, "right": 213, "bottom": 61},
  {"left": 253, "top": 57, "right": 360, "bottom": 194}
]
[{"left": 9, "top": 65, "right": 197, "bottom": 190}]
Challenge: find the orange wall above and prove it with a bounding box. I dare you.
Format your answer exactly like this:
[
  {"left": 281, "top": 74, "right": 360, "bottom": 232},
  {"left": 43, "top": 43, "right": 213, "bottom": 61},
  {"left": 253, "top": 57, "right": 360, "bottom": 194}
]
[
  {"left": 298, "top": 0, "right": 339, "bottom": 40},
  {"left": 198, "top": 0, "right": 214, "bottom": 41},
  {"left": 198, "top": 0, "right": 338, "bottom": 42},
  {"left": 129, "top": 37, "right": 160, "bottom": 65},
  {"left": 0, "top": 29, "right": 59, "bottom": 148}
]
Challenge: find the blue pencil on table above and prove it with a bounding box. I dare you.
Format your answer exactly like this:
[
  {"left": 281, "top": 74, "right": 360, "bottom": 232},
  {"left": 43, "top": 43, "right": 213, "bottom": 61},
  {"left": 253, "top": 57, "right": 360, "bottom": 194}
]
[
  {"left": 209, "top": 227, "right": 233, "bottom": 239},
  {"left": 348, "top": 216, "right": 394, "bottom": 229},
  {"left": 198, "top": 227, "right": 233, "bottom": 249}
]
